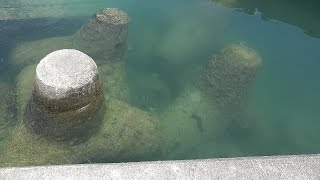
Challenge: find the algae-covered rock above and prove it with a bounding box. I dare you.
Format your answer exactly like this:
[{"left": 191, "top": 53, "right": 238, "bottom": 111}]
[
  {"left": 160, "top": 85, "right": 226, "bottom": 159},
  {"left": 200, "top": 43, "right": 262, "bottom": 110},
  {"left": 99, "top": 62, "right": 130, "bottom": 102},
  {"left": 74, "top": 97, "right": 161, "bottom": 163},
  {"left": 0, "top": 64, "right": 161, "bottom": 167},
  {"left": 9, "top": 36, "right": 73, "bottom": 69},
  {"left": 0, "top": 80, "right": 17, "bottom": 152},
  {"left": 73, "top": 8, "right": 129, "bottom": 65}
]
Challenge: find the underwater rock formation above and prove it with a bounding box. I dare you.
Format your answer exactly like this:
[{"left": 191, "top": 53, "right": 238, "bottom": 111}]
[
  {"left": 9, "top": 9, "right": 131, "bottom": 102},
  {"left": 99, "top": 62, "right": 130, "bottom": 102},
  {"left": 25, "top": 49, "right": 104, "bottom": 141},
  {"left": 0, "top": 80, "right": 16, "bottom": 152},
  {"left": 73, "top": 8, "right": 129, "bottom": 64},
  {"left": 25, "top": 49, "right": 105, "bottom": 143},
  {"left": 160, "top": 85, "right": 226, "bottom": 159},
  {"left": 200, "top": 43, "right": 262, "bottom": 110},
  {"left": 0, "top": 50, "right": 160, "bottom": 167}
]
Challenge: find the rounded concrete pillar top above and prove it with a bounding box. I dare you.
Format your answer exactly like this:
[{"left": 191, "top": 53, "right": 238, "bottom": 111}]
[
  {"left": 36, "top": 49, "right": 98, "bottom": 100},
  {"left": 33, "top": 49, "right": 102, "bottom": 113}
]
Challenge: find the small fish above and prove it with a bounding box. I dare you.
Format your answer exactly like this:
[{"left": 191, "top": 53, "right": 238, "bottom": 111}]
[
  {"left": 191, "top": 113, "right": 203, "bottom": 132},
  {"left": 143, "top": 95, "right": 147, "bottom": 101}
]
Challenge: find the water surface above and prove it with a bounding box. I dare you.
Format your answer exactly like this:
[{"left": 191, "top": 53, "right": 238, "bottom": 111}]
[{"left": 1, "top": 0, "right": 320, "bottom": 164}]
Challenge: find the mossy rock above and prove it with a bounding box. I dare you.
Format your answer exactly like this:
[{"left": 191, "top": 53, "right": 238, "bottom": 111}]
[
  {"left": 99, "top": 62, "right": 130, "bottom": 102},
  {"left": 200, "top": 43, "right": 262, "bottom": 110},
  {"left": 0, "top": 80, "right": 17, "bottom": 152},
  {"left": 160, "top": 85, "right": 227, "bottom": 159},
  {"left": 0, "top": 64, "right": 161, "bottom": 167}
]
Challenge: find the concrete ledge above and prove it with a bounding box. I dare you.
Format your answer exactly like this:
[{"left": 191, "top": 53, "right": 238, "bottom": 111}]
[{"left": 1, "top": 155, "right": 320, "bottom": 179}]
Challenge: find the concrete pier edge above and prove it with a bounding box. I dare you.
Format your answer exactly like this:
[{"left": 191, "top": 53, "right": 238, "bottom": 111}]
[{"left": 0, "top": 154, "right": 319, "bottom": 179}]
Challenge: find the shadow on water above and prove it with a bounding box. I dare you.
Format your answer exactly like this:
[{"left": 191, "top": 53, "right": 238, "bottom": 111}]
[{"left": 210, "top": 0, "right": 320, "bottom": 38}]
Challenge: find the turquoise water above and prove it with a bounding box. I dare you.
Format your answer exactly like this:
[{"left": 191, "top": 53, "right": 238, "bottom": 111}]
[{"left": 1, "top": 0, "right": 320, "bottom": 165}]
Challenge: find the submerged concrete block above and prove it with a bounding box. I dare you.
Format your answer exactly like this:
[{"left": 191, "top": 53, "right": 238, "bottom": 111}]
[
  {"left": 0, "top": 50, "right": 160, "bottom": 167},
  {"left": 25, "top": 49, "right": 105, "bottom": 143},
  {"left": 73, "top": 8, "right": 129, "bottom": 64},
  {"left": 160, "top": 85, "right": 224, "bottom": 158},
  {"left": 0, "top": 80, "right": 16, "bottom": 152},
  {"left": 99, "top": 62, "right": 130, "bottom": 102},
  {"left": 200, "top": 43, "right": 262, "bottom": 110}
]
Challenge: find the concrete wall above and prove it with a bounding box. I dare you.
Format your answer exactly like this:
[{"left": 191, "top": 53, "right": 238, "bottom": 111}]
[{"left": 0, "top": 155, "right": 319, "bottom": 179}]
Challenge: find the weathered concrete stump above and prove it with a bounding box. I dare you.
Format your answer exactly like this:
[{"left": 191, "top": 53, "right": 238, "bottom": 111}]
[
  {"left": 0, "top": 50, "right": 161, "bottom": 167},
  {"left": 73, "top": 8, "right": 129, "bottom": 64},
  {"left": 25, "top": 49, "right": 105, "bottom": 143},
  {"left": 200, "top": 43, "right": 262, "bottom": 110}
]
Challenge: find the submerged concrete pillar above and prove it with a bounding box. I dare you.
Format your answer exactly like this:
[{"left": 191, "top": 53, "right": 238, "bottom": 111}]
[
  {"left": 25, "top": 49, "right": 105, "bottom": 144},
  {"left": 73, "top": 8, "right": 129, "bottom": 64},
  {"left": 200, "top": 43, "right": 262, "bottom": 110}
]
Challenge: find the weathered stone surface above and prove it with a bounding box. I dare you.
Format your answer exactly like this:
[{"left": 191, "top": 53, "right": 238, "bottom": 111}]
[
  {"left": 73, "top": 8, "right": 129, "bottom": 64},
  {"left": 0, "top": 62, "right": 161, "bottom": 167},
  {"left": 200, "top": 43, "right": 262, "bottom": 110},
  {"left": 33, "top": 49, "right": 101, "bottom": 111},
  {"left": 0, "top": 80, "right": 16, "bottom": 152},
  {"left": 25, "top": 49, "right": 104, "bottom": 143},
  {"left": 73, "top": 97, "right": 161, "bottom": 163}
]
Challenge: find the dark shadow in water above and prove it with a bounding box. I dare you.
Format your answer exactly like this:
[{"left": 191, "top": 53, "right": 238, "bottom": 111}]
[
  {"left": 210, "top": 0, "right": 320, "bottom": 38},
  {"left": 0, "top": 16, "right": 88, "bottom": 78}
]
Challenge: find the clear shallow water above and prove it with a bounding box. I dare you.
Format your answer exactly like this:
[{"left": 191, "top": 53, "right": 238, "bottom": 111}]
[{"left": 1, "top": 0, "right": 320, "bottom": 165}]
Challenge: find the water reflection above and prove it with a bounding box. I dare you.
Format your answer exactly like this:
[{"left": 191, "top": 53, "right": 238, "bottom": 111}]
[{"left": 210, "top": 0, "right": 320, "bottom": 38}]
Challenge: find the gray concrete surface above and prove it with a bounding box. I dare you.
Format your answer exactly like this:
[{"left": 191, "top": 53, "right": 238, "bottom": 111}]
[
  {"left": 0, "top": 154, "right": 320, "bottom": 179},
  {"left": 26, "top": 49, "right": 104, "bottom": 143},
  {"left": 35, "top": 49, "right": 98, "bottom": 102}
]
